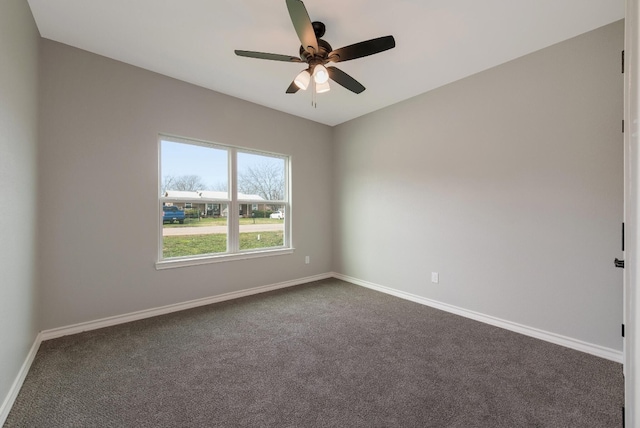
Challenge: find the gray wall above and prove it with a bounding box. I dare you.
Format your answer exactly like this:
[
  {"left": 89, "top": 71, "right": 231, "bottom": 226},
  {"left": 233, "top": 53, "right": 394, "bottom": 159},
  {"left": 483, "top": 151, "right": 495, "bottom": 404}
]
[
  {"left": 38, "top": 40, "right": 334, "bottom": 330},
  {"left": 333, "top": 21, "right": 624, "bottom": 351},
  {"left": 0, "top": 0, "right": 40, "bottom": 407}
]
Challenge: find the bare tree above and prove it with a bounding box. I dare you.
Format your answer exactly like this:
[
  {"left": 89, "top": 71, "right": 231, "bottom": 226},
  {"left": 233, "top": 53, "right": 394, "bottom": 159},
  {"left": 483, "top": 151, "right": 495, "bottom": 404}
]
[
  {"left": 238, "top": 162, "right": 284, "bottom": 206},
  {"left": 162, "top": 174, "right": 207, "bottom": 194},
  {"left": 209, "top": 181, "right": 228, "bottom": 192}
]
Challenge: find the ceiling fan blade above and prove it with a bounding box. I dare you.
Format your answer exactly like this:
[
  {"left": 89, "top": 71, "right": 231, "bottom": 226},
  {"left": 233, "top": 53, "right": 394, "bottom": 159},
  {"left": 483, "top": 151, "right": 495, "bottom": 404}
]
[
  {"left": 327, "top": 66, "right": 366, "bottom": 94},
  {"left": 286, "top": 0, "right": 318, "bottom": 54},
  {"left": 286, "top": 80, "right": 300, "bottom": 94},
  {"left": 235, "top": 50, "right": 303, "bottom": 62},
  {"left": 328, "top": 35, "right": 396, "bottom": 63}
]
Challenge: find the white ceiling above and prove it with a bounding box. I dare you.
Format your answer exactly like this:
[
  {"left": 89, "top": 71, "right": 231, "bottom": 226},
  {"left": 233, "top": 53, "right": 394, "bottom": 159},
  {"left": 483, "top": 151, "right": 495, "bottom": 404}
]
[{"left": 27, "top": 0, "right": 624, "bottom": 126}]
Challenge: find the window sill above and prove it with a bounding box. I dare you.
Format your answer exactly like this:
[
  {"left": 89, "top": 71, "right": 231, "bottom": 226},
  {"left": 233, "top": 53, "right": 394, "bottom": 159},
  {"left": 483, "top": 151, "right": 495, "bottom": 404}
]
[{"left": 155, "top": 247, "right": 295, "bottom": 270}]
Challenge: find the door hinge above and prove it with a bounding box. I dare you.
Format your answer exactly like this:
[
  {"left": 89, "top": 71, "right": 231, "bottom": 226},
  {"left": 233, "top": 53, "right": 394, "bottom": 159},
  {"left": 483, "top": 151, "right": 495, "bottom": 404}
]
[
  {"left": 622, "top": 119, "right": 624, "bottom": 133},
  {"left": 615, "top": 258, "right": 625, "bottom": 268},
  {"left": 622, "top": 50, "right": 625, "bottom": 73},
  {"left": 622, "top": 324, "right": 625, "bottom": 337},
  {"left": 622, "top": 222, "right": 625, "bottom": 251}
]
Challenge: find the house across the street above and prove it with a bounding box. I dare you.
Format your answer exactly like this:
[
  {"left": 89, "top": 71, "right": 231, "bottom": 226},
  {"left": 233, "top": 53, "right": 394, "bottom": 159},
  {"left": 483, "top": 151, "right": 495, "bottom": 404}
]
[{"left": 163, "top": 190, "right": 281, "bottom": 218}]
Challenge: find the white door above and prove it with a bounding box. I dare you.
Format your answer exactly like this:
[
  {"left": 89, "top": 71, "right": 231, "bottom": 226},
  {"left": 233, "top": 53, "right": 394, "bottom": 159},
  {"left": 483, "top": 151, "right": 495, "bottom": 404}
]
[{"left": 623, "top": 1, "right": 639, "bottom": 425}]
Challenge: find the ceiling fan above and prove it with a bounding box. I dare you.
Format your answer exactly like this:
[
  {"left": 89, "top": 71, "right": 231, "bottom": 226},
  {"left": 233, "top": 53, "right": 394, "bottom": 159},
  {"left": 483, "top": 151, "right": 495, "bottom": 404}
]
[{"left": 234, "top": 0, "right": 396, "bottom": 95}]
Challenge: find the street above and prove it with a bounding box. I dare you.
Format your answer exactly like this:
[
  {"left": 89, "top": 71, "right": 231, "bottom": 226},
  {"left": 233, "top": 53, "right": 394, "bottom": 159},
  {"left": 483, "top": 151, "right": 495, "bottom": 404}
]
[{"left": 163, "top": 223, "right": 283, "bottom": 236}]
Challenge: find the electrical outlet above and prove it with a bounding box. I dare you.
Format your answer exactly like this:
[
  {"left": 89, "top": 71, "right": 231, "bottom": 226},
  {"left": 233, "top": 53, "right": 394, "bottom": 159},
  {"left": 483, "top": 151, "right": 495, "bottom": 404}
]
[
  {"left": 305, "top": 256, "right": 310, "bottom": 264},
  {"left": 431, "top": 272, "right": 439, "bottom": 284}
]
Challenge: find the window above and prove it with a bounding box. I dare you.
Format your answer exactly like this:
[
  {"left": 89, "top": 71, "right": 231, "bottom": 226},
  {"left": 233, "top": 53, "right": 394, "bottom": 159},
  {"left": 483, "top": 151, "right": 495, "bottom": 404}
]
[{"left": 158, "top": 135, "right": 291, "bottom": 268}]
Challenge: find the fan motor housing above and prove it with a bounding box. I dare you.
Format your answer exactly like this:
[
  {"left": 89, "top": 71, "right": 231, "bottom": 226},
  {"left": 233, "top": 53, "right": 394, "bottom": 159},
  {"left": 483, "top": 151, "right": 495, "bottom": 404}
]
[{"left": 299, "top": 38, "right": 333, "bottom": 66}]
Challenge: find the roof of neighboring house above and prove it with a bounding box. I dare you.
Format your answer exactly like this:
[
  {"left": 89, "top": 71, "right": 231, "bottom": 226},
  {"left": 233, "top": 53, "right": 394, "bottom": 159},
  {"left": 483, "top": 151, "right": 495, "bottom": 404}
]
[
  {"left": 197, "top": 191, "right": 228, "bottom": 199},
  {"left": 164, "top": 190, "right": 265, "bottom": 201},
  {"left": 164, "top": 190, "right": 199, "bottom": 199},
  {"left": 237, "top": 193, "right": 264, "bottom": 201}
]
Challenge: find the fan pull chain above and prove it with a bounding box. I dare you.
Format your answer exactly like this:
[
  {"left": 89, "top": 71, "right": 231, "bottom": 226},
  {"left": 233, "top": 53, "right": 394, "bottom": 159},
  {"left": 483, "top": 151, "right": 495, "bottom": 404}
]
[{"left": 311, "top": 80, "right": 317, "bottom": 108}]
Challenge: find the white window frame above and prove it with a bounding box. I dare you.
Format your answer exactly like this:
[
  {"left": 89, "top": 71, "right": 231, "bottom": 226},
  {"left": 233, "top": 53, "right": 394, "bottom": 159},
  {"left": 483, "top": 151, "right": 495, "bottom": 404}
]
[{"left": 156, "top": 135, "right": 292, "bottom": 270}]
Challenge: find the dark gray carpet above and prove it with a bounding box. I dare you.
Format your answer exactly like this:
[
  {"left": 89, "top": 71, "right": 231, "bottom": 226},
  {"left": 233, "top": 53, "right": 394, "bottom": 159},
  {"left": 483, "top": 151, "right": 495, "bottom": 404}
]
[{"left": 5, "top": 279, "right": 623, "bottom": 427}]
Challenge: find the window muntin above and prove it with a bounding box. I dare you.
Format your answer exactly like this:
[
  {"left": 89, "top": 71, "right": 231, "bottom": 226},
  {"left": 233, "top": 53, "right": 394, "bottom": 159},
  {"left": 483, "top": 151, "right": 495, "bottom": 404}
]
[{"left": 159, "top": 136, "right": 290, "bottom": 264}]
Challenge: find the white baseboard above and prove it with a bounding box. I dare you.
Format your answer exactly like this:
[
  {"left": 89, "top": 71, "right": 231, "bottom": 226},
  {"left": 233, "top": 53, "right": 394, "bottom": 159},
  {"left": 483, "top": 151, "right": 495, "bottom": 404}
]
[
  {"left": 41, "top": 272, "right": 333, "bottom": 341},
  {"left": 0, "top": 333, "right": 42, "bottom": 426},
  {"left": 333, "top": 272, "right": 623, "bottom": 363}
]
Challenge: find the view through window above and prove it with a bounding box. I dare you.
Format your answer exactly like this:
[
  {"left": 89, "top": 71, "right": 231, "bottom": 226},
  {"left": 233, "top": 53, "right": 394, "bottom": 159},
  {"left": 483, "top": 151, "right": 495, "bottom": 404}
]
[{"left": 159, "top": 136, "right": 289, "bottom": 262}]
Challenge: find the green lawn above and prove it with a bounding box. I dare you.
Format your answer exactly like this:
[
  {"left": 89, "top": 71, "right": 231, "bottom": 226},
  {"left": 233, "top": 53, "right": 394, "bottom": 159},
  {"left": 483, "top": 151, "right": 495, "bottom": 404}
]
[{"left": 163, "top": 231, "right": 284, "bottom": 258}]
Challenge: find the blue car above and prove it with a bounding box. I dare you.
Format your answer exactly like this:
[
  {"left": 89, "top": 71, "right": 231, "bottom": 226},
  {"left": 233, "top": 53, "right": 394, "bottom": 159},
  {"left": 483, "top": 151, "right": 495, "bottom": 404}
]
[{"left": 163, "top": 206, "right": 185, "bottom": 224}]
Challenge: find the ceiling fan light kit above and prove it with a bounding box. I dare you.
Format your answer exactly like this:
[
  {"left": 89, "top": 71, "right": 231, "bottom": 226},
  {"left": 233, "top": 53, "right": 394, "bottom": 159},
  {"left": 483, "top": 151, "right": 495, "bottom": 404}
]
[
  {"left": 315, "top": 80, "right": 330, "bottom": 94},
  {"left": 294, "top": 69, "right": 311, "bottom": 90},
  {"left": 234, "top": 0, "right": 396, "bottom": 101},
  {"left": 313, "top": 64, "right": 329, "bottom": 84}
]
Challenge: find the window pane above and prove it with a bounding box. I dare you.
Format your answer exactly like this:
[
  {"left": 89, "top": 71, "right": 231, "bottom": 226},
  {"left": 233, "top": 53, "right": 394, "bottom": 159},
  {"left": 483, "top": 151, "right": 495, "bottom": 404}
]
[
  {"left": 239, "top": 206, "right": 285, "bottom": 251},
  {"left": 237, "top": 152, "right": 286, "bottom": 252},
  {"left": 162, "top": 203, "right": 228, "bottom": 258},
  {"left": 161, "top": 139, "right": 228, "bottom": 197},
  {"left": 237, "top": 152, "right": 285, "bottom": 202}
]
